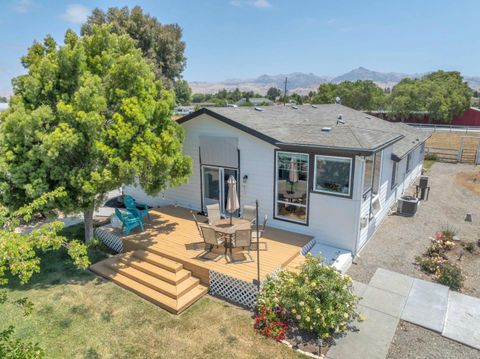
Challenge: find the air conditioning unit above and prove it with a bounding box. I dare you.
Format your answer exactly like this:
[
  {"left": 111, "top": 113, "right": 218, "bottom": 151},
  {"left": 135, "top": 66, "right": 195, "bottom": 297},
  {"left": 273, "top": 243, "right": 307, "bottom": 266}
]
[{"left": 397, "top": 196, "right": 419, "bottom": 217}]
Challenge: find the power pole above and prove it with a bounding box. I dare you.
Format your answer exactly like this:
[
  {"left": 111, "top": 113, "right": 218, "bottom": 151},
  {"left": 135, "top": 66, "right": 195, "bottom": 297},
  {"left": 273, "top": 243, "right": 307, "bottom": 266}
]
[{"left": 283, "top": 77, "right": 288, "bottom": 106}]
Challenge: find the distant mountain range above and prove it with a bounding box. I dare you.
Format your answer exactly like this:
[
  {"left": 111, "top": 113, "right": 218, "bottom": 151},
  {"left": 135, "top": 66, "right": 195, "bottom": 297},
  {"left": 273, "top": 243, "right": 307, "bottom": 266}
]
[{"left": 189, "top": 67, "right": 480, "bottom": 95}]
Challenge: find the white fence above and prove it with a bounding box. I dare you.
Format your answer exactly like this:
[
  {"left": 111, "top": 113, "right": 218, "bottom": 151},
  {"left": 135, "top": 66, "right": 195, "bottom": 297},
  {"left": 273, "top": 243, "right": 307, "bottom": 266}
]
[{"left": 408, "top": 123, "right": 480, "bottom": 134}]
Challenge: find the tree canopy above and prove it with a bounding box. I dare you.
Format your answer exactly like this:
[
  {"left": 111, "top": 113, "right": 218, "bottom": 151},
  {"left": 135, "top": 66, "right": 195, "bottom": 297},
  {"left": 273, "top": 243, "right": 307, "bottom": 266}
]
[
  {"left": 389, "top": 71, "right": 472, "bottom": 122},
  {"left": 0, "top": 25, "right": 192, "bottom": 242},
  {"left": 174, "top": 80, "right": 192, "bottom": 105},
  {"left": 311, "top": 80, "right": 387, "bottom": 110},
  {"left": 266, "top": 87, "right": 282, "bottom": 101},
  {"left": 81, "top": 6, "right": 186, "bottom": 85}
]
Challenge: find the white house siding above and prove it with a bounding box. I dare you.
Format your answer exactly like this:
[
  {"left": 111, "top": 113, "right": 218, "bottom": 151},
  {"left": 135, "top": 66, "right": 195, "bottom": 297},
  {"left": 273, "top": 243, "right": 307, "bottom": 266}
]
[
  {"left": 124, "top": 114, "right": 365, "bottom": 253},
  {"left": 357, "top": 144, "right": 425, "bottom": 253}
]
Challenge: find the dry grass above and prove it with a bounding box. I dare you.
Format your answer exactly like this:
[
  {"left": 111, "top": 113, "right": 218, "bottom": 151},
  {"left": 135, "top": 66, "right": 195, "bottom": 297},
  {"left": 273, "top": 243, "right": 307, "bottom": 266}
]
[
  {"left": 455, "top": 169, "right": 480, "bottom": 196},
  {"left": 426, "top": 132, "right": 480, "bottom": 150},
  {"left": 0, "top": 225, "right": 303, "bottom": 359}
]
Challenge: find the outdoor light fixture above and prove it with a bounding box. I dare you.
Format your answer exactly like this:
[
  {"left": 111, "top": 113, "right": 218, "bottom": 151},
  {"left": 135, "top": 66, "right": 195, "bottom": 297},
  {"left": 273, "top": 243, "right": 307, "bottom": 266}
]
[{"left": 242, "top": 174, "right": 248, "bottom": 183}]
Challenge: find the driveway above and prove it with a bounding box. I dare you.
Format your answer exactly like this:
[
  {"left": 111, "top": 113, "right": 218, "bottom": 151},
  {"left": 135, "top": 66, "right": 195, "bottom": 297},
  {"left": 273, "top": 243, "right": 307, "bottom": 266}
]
[{"left": 349, "top": 162, "right": 480, "bottom": 298}]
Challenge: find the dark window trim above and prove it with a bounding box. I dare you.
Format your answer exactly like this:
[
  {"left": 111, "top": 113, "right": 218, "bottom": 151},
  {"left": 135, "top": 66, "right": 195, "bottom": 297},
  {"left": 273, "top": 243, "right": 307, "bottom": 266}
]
[
  {"left": 312, "top": 154, "right": 355, "bottom": 199},
  {"left": 406, "top": 152, "right": 413, "bottom": 173},
  {"left": 273, "top": 149, "right": 310, "bottom": 226}
]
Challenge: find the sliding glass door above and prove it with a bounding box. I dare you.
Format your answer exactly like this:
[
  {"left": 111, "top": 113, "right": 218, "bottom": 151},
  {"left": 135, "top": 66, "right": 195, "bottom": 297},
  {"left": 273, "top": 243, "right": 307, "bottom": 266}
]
[{"left": 202, "top": 166, "right": 239, "bottom": 214}]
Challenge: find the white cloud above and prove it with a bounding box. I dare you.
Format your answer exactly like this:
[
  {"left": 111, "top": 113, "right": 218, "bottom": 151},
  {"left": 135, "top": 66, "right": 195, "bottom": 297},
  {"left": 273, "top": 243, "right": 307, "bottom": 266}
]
[
  {"left": 230, "top": 0, "right": 272, "bottom": 9},
  {"left": 62, "top": 4, "right": 90, "bottom": 24},
  {"left": 13, "top": 0, "right": 33, "bottom": 13},
  {"left": 252, "top": 0, "right": 271, "bottom": 8}
]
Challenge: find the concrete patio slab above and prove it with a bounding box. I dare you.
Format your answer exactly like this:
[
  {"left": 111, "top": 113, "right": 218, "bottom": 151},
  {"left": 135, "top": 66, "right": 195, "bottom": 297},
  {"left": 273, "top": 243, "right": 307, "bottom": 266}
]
[
  {"left": 327, "top": 305, "right": 399, "bottom": 359},
  {"left": 443, "top": 291, "right": 480, "bottom": 350},
  {"left": 360, "top": 286, "right": 406, "bottom": 318},
  {"left": 353, "top": 280, "right": 368, "bottom": 297},
  {"left": 369, "top": 268, "right": 414, "bottom": 297},
  {"left": 401, "top": 278, "right": 449, "bottom": 333}
]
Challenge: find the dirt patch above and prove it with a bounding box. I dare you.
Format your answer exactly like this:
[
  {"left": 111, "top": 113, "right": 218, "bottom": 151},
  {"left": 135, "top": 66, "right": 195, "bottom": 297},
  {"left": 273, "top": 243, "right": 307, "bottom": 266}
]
[{"left": 456, "top": 169, "right": 480, "bottom": 196}]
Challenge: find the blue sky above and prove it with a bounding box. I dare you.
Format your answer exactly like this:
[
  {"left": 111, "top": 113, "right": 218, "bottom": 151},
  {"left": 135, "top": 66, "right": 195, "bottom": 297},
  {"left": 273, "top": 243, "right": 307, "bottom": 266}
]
[{"left": 1, "top": 0, "right": 479, "bottom": 95}]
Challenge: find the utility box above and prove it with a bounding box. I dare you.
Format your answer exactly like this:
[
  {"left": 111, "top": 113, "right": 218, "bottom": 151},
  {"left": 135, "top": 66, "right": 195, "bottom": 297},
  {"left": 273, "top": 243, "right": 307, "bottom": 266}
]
[
  {"left": 397, "top": 196, "right": 419, "bottom": 217},
  {"left": 419, "top": 176, "right": 429, "bottom": 188}
]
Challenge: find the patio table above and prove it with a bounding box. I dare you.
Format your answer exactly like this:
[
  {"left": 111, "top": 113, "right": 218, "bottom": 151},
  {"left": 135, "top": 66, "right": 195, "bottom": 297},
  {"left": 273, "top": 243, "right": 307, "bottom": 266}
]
[{"left": 211, "top": 218, "right": 251, "bottom": 259}]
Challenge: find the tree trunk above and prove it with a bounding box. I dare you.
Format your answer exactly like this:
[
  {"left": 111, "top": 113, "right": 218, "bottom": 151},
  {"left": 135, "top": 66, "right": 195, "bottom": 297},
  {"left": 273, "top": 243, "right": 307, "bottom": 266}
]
[{"left": 84, "top": 207, "right": 95, "bottom": 244}]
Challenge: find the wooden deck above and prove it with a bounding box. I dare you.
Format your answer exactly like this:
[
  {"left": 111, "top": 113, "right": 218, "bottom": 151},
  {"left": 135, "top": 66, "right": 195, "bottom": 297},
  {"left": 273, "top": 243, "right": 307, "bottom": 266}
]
[{"left": 120, "top": 206, "right": 313, "bottom": 284}]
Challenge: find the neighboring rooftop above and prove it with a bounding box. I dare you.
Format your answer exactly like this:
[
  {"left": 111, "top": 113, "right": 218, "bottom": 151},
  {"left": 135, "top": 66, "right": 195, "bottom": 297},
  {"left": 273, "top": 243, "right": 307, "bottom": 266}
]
[
  {"left": 235, "top": 97, "right": 273, "bottom": 105},
  {"left": 179, "top": 104, "right": 430, "bottom": 159}
]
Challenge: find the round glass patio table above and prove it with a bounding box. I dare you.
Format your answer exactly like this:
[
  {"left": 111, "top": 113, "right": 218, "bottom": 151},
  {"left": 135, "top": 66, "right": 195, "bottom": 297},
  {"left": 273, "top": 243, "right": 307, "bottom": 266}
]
[{"left": 210, "top": 217, "right": 251, "bottom": 235}]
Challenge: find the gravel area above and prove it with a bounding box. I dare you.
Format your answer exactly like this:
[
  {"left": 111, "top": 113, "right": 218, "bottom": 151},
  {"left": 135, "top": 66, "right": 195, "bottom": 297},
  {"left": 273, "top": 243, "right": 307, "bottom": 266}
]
[
  {"left": 348, "top": 162, "right": 480, "bottom": 298},
  {"left": 387, "top": 321, "right": 480, "bottom": 359}
]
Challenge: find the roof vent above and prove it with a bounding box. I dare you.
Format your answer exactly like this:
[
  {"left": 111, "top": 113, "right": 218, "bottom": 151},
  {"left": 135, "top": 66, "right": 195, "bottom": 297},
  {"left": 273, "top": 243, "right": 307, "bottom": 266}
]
[
  {"left": 335, "top": 96, "right": 341, "bottom": 104},
  {"left": 337, "top": 114, "right": 345, "bottom": 125},
  {"left": 321, "top": 127, "right": 332, "bottom": 132},
  {"left": 311, "top": 105, "right": 318, "bottom": 108},
  {"left": 292, "top": 105, "right": 299, "bottom": 109},
  {"left": 254, "top": 106, "right": 263, "bottom": 112}
]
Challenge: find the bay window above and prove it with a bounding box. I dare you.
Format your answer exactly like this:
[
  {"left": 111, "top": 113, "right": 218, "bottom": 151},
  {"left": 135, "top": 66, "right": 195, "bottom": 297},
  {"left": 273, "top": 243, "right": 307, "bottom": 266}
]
[
  {"left": 313, "top": 155, "right": 352, "bottom": 197},
  {"left": 275, "top": 151, "right": 309, "bottom": 224}
]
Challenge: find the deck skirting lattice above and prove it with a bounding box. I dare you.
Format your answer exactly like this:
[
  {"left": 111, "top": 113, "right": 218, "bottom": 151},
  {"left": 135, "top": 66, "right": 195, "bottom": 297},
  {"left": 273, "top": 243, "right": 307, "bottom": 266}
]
[
  {"left": 209, "top": 270, "right": 258, "bottom": 308},
  {"left": 301, "top": 238, "right": 316, "bottom": 256},
  {"left": 95, "top": 226, "right": 123, "bottom": 253}
]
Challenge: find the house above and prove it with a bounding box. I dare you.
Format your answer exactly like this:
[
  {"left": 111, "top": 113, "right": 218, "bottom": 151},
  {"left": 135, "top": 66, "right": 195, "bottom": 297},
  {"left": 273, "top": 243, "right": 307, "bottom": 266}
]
[
  {"left": 124, "top": 104, "right": 430, "bottom": 268},
  {"left": 235, "top": 97, "right": 273, "bottom": 106}
]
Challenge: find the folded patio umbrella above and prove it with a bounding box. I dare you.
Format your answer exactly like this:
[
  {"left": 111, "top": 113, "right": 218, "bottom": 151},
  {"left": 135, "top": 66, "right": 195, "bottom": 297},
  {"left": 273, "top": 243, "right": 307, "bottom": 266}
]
[
  {"left": 288, "top": 159, "right": 299, "bottom": 192},
  {"left": 226, "top": 175, "right": 240, "bottom": 225}
]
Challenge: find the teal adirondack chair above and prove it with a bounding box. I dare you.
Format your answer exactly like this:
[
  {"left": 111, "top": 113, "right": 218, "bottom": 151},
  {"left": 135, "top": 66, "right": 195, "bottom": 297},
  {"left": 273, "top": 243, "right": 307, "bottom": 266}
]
[
  {"left": 124, "top": 195, "right": 151, "bottom": 222},
  {"left": 115, "top": 208, "right": 144, "bottom": 235}
]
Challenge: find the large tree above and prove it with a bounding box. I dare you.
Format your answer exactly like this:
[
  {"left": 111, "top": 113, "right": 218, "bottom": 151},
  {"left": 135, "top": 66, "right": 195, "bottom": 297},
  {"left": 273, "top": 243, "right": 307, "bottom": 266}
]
[
  {"left": 174, "top": 80, "right": 192, "bottom": 105},
  {"left": 311, "top": 80, "right": 386, "bottom": 110},
  {"left": 390, "top": 71, "right": 472, "bottom": 122},
  {"left": 0, "top": 189, "right": 89, "bottom": 358},
  {"left": 0, "top": 26, "right": 192, "bottom": 243},
  {"left": 81, "top": 6, "right": 186, "bottom": 85}
]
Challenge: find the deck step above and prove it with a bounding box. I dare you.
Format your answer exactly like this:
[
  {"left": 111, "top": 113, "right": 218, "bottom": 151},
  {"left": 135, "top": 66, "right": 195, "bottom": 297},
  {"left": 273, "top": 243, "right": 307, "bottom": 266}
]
[
  {"left": 131, "top": 250, "right": 183, "bottom": 273},
  {"left": 119, "top": 254, "right": 191, "bottom": 285},
  {"left": 90, "top": 254, "right": 208, "bottom": 314}
]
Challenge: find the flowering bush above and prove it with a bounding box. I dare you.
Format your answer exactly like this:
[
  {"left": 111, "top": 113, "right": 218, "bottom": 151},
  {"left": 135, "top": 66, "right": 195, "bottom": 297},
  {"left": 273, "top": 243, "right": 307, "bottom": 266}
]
[
  {"left": 254, "top": 306, "right": 288, "bottom": 341},
  {"left": 426, "top": 231, "right": 455, "bottom": 256},
  {"left": 256, "top": 254, "right": 362, "bottom": 340}
]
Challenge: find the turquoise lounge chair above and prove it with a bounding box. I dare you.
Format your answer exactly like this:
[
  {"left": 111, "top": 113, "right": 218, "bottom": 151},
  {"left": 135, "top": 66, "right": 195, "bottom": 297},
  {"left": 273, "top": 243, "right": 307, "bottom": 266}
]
[
  {"left": 124, "top": 195, "right": 151, "bottom": 222},
  {"left": 115, "top": 208, "right": 144, "bottom": 235}
]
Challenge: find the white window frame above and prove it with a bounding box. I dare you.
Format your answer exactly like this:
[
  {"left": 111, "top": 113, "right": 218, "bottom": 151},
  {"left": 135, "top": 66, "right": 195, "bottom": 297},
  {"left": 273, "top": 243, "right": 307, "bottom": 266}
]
[
  {"left": 275, "top": 151, "right": 309, "bottom": 224},
  {"left": 391, "top": 161, "right": 398, "bottom": 190},
  {"left": 313, "top": 155, "right": 353, "bottom": 197}
]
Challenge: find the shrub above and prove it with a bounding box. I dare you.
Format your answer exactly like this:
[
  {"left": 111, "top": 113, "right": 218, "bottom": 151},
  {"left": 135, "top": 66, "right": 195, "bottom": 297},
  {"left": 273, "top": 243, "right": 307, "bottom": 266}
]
[
  {"left": 256, "top": 254, "right": 361, "bottom": 340},
  {"left": 464, "top": 241, "right": 476, "bottom": 253},
  {"left": 424, "top": 153, "right": 438, "bottom": 161},
  {"left": 254, "top": 306, "right": 288, "bottom": 341},
  {"left": 441, "top": 226, "right": 457, "bottom": 241},
  {"left": 416, "top": 256, "right": 444, "bottom": 274},
  {"left": 435, "top": 263, "right": 464, "bottom": 290}
]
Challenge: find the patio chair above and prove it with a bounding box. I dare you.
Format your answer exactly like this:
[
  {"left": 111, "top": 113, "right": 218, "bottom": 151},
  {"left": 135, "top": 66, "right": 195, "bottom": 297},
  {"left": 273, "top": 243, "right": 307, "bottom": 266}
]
[
  {"left": 252, "top": 215, "right": 269, "bottom": 251},
  {"left": 230, "top": 228, "right": 252, "bottom": 259},
  {"left": 241, "top": 204, "right": 256, "bottom": 225},
  {"left": 124, "top": 195, "right": 151, "bottom": 222},
  {"left": 191, "top": 211, "right": 203, "bottom": 237},
  {"left": 115, "top": 208, "right": 144, "bottom": 235},
  {"left": 206, "top": 203, "right": 221, "bottom": 225},
  {"left": 200, "top": 225, "right": 224, "bottom": 252}
]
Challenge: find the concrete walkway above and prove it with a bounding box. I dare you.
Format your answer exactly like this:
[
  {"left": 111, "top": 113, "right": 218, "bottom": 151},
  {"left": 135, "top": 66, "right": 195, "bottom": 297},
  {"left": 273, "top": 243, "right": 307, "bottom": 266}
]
[{"left": 327, "top": 268, "right": 480, "bottom": 359}]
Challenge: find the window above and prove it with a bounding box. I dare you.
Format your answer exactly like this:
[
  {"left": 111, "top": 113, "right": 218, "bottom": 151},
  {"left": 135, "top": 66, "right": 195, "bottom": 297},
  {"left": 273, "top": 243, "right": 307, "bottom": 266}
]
[
  {"left": 420, "top": 143, "right": 425, "bottom": 154},
  {"left": 275, "top": 152, "right": 309, "bottom": 224},
  {"left": 314, "top": 155, "right": 352, "bottom": 197},
  {"left": 363, "top": 151, "right": 382, "bottom": 197},
  {"left": 363, "top": 155, "right": 374, "bottom": 195},
  {"left": 391, "top": 161, "right": 398, "bottom": 189},
  {"left": 406, "top": 152, "right": 412, "bottom": 173},
  {"left": 372, "top": 151, "right": 382, "bottom": 195}
]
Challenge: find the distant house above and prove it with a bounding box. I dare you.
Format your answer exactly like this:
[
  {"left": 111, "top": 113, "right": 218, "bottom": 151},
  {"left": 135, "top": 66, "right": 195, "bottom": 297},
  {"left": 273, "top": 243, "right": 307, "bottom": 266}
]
[
  {"left": 124, "top": 104, "right": 430, "bottom": 270},
  {"left": 236, "top": 97, "right": 273, "bottom": 106},
  {"left": 174, "top": 106, "right": 195, "bottom": 115}
]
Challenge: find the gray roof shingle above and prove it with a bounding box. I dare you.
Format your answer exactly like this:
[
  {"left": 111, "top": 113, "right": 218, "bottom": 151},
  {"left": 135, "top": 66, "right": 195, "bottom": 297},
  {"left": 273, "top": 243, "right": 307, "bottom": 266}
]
[{"left": 179, "top": 104, "right": 430, "bottom": 159}]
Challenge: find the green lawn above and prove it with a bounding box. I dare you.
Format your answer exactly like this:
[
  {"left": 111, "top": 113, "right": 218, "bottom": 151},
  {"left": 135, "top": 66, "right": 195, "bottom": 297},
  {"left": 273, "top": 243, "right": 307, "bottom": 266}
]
[
  {"left": 0, "top": 224, "right": 303, "bottom": 359},
  {"left": 423, "top": 159, "right": 436, "bottom": 171}
]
